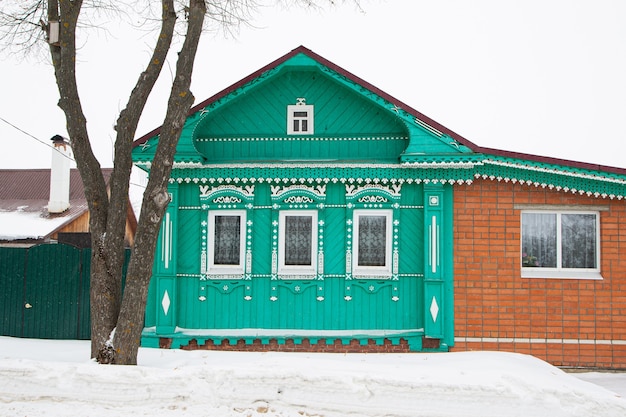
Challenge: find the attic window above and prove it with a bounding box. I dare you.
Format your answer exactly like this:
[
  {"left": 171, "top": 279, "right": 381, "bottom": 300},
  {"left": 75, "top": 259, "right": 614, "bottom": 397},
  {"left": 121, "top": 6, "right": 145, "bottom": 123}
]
[{"left": 287, "top": 98, "right": 314, "bottom": 135}]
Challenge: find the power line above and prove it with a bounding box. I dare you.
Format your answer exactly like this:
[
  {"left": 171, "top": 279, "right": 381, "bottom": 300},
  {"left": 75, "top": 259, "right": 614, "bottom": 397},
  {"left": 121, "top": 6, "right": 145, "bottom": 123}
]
[{"left": 0, "top": 115, "right": 75, "bottom": 162}]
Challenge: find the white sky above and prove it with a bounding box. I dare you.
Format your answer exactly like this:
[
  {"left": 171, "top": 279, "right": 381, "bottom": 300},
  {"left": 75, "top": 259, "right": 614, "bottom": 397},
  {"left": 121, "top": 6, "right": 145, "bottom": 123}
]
[{"left": 1, "top": 0, "right": 625, "bottom": 169}]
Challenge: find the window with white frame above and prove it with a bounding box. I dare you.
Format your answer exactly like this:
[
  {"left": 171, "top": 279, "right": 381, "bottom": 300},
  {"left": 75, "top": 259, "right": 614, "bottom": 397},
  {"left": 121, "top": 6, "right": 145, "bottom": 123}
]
[
  {"left": 521, "top": 210, "right": 601, "bottom": 279},
  {"left": 287, "top": 98, "right": 314, "bottom": 135},
  {"left": 207, "top": 210, "right": 246, "bottom": 275},
  {"left": 278, "top": 210, "right": 317, "bottom": 276},
  {"left": 352, "top": 209, "right": 393, "bottom": 277}
]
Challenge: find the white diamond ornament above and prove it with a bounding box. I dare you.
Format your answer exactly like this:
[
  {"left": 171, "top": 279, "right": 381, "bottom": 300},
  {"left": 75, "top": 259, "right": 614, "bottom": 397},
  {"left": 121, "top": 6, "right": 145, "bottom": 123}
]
[
  {"left": 162, "top": 290, "right": 171, "bottom": 316},
  {"left": 430, "top": 296, "right": 439, "bottom": 322}
]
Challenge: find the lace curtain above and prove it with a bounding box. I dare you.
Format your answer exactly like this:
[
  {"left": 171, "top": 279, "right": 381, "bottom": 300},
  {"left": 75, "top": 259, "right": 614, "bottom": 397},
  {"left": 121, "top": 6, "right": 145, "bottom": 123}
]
[
  {"left": 284, "top": 215, "right": 312, "bottom": 266},
  {"left": 357, "top": 215, "right": 387, "bottom": 267},
  {"left": 561, "top": 213, "right": 596, "bottom": 268},
  {"left": 213, "top": 215, "right": 241, "bottom": 265},
  {"left": 522, "top": 213, "right": 557, "bottom": 267}
]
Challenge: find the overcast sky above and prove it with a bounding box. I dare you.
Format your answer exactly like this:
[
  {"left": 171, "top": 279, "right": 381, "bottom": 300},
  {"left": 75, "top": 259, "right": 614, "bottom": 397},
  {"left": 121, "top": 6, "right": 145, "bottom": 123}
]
[{"left": 1, "top": 0, "right": 625, "bottom": 169}]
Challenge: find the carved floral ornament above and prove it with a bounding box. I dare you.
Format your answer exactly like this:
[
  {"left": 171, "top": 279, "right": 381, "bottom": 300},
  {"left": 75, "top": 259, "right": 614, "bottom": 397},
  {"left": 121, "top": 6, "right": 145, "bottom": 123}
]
[
  {"left": 346, "top": 183, "right": 401, "bottom": 197},
  {"left": 271, "top": 183, "right": 326, "bottom": 197},
  {"left": 152, "top": 156, "right": 626, "bottom": 200},
  {"left": 173, "top": 173, "right": 454, "bottom": 186},
  {"left": 199, "top": 184, "right": 255, "bottom": 199},
  {"left": 165, "top": 174, "right": 626, "bottom": 200},
  {"left": 283, "top": 195, "right": 314, "bottom": 204},
  {"left": 358, "top": 195, "right": 388, "bottom": 203},
  {"left": 212, "top": 196, "right": 242, "bottom": 204}
]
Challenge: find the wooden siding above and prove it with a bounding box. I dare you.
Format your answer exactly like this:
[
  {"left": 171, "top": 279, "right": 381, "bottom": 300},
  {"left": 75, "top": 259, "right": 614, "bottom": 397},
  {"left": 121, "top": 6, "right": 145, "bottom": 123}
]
[
  {"left": 168, "top": 276, "right": 422, "bottom": 331},
  {"left": 51, "top": 210, "right": 136, "bottom": 247},
  {"left": 53, "top": 211, "right": 89, "bottom": 235},
  {"left": 143, "top": 180, "right": 439, "bottom": 348},
  {"left": 193, "top": 69, "right": 409, "bottom": 162},
  {"left": 195, "top": 70, "right": 407, "bottom": 138}
]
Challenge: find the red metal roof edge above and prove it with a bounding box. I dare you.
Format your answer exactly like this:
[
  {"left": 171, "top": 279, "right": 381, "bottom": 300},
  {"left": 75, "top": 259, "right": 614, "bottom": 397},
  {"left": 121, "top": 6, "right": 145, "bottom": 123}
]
[
  {"left": 474, "top": 146, "right": 626, "bottom": 176},
  {"left": 0, "top": 168, "right": 114, "bottom": 201},
  {"left": 133, "top": 46, "right": 626, "bottom": 177}
]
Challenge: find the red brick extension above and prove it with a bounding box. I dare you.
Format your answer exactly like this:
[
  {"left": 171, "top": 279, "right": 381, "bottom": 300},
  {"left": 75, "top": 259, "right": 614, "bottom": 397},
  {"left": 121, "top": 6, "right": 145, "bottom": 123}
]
[{"left": 453, "top": 179, "right": 626, "bottom": 369}]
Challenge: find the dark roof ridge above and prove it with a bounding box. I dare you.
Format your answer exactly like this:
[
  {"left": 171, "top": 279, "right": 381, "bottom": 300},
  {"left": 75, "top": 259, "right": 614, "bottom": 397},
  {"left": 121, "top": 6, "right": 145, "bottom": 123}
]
[{"left": 475, "top": 146, "right": 626, "bottom": 176}]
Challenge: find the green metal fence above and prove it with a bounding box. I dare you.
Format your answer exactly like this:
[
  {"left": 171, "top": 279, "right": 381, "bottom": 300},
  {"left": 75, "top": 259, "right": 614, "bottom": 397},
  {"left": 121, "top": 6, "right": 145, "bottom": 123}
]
[{"left": 0, "top": 243, "right": 129, "bottom": 340}]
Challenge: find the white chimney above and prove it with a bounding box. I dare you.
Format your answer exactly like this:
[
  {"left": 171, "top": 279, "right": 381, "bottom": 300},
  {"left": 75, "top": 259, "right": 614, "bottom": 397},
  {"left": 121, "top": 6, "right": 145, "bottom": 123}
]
[{"left": 48, "top": 135, "right": 72, "bottom": 213}]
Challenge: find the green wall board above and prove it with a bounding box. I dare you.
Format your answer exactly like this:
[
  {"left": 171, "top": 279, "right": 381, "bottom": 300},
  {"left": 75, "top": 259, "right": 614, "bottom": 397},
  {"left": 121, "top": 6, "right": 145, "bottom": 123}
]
[{"left": 141, "top": 177, "right": 455, "bottom": 352}]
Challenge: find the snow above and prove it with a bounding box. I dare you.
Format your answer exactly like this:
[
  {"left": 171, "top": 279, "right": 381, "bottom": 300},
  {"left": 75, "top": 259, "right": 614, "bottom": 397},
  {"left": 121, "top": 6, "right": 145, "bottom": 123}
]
[
  {"left": 1, "top": 337, "right": 625, "bottom": 416},
  {"left": 0, "top": 210, "right": 70, "bottom": 241}
]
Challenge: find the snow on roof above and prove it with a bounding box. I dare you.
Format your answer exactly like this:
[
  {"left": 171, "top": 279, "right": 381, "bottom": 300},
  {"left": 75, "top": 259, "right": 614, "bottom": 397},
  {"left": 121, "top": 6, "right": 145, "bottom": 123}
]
[
  {"left": 0, "top": 168, "right": 141, "bottom": 241},
  {"left": 0, "top": 209, "right": 78, "bottom": 241}
]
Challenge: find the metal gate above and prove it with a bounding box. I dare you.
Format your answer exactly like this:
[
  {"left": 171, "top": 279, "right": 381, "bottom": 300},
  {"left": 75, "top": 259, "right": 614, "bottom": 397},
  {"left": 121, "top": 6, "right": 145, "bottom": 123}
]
[{"left": 0, "top": 243, "right": 129, "bottom": 340}]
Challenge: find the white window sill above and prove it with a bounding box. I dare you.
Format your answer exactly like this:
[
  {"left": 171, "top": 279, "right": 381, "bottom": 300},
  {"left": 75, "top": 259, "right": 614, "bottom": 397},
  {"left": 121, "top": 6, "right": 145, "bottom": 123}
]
[
  {"left": 207, "top": 267, "right": 245, "bottom": 276},
  {"left": 521, "top": 268, "right": 603, "bottom": 280},
  {"left": 278, "top": 267, "right": 317, "bottom": 280},
  {"left": 352, "top": 268, "right": 392, "bottom": 279},
  {"left": 278, "top": 275, "right": 317, "bottom": 280}
]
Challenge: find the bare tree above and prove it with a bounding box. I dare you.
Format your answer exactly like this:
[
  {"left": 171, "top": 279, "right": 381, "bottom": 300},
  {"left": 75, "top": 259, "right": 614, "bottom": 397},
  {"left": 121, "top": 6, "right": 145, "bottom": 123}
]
[{"left": 0, "top": 0, "right": 358, "bottom": 365}]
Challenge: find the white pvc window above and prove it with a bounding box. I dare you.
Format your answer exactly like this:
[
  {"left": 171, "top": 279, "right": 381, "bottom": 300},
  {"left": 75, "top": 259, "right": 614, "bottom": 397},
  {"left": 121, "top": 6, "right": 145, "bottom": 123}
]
[
  {"left": 287, "top": 101, "right": 314, "bottom": 135},
  {"left": 207, "top": 210, "right": 246, "bottom": 275},
  {"left": 521, "top": 210, "right": 601, "bottom": 279},
  {"left": 278, "top": 210, "right": 317, "bottom": 276},
  {"left": 352, "top": 209, "right": 393, "bottom": 277}
]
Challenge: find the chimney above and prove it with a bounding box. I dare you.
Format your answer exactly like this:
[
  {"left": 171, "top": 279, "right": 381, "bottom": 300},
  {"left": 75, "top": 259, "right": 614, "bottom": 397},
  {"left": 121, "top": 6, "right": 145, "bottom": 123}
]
[{"left": 48, "top": 135, "right": 72, "bottom": 213}]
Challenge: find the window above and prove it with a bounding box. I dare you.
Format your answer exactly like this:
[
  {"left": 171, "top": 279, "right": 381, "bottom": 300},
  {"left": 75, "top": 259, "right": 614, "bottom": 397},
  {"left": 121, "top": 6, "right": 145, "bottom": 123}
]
[
  {"left": 207, "top": 210, "right": 246, "bottom": 275},
  {"left": 278, "top": 210, "right": 317, "bottom": 276},
  {"left": 353, "top": 209, "right": 393, "bottom": 277},
  {"left": 287, "top": 99, "right": 314, "bottom": 135},
  {"left": 292, "top": 111, "right": 309, "bottom": 133},
  {"left": 521, "top": 211, "right": 601, "bottom": 279}
]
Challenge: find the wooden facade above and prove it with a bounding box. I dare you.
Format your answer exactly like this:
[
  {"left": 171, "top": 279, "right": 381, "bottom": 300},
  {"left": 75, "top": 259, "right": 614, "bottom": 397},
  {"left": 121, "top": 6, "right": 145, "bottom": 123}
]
[{"left": 133, "top": 47, "right": 626, "bottom": 366}]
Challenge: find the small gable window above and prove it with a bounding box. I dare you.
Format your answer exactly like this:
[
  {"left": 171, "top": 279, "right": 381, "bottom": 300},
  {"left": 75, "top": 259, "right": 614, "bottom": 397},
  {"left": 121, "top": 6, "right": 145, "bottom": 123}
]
[{"left": 287, "top": 98, "right": 314, "bottom": 135}]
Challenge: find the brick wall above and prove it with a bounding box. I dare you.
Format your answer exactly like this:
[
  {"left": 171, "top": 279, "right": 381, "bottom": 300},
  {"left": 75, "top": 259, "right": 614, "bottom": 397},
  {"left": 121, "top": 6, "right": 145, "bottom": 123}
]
[
  {"left": 168, "top": 338, "right": 412, "bottom": 353},
  {"left": 453, "top": 179, "right": 626, "bottom": 368}
]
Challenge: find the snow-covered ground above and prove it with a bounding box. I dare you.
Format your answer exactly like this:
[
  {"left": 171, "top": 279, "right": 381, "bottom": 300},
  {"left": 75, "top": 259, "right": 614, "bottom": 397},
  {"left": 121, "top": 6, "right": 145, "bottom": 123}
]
[{"left": 1, "top": 337, "right": 625, "bottom": 417}]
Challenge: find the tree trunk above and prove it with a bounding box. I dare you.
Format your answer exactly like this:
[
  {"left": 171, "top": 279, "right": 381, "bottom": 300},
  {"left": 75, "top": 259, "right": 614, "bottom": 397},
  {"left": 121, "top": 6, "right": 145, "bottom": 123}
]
[
  {"left": 94, "top": 0, "right": 177, "bottom": 362},
  {"left": 47, "top": 0, "right": 178, "bottom": 360},
  {"left": 112, "top": 0, "right": 207, "bottom": 365},
  {"left": 46, "top": 0, "right": 115, "bottom": 358}
]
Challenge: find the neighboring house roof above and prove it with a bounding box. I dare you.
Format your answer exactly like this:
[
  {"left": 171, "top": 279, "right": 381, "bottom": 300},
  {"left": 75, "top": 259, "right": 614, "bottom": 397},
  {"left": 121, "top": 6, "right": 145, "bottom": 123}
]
[
  {"left": 132, "top": 45, "right": 626, "bottom": 199},
  {"left": 0, "top": 168, "right": 112, "bottom": 241}
]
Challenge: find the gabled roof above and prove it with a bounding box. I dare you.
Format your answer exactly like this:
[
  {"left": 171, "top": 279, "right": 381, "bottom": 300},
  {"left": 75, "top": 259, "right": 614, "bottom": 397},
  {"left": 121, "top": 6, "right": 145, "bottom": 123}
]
[
  {"left": 0, "top": 168, "right": 112, "bottom": 241},
  {"left": 132, "top": 46, "right": 626, "bottom": 198}
]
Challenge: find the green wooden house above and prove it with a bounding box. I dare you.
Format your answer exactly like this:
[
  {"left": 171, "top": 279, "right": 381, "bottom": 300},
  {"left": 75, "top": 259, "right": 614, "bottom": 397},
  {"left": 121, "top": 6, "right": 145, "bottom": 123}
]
[{"left": 132, "top": 46, "right": 626, "bottom": 360}]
